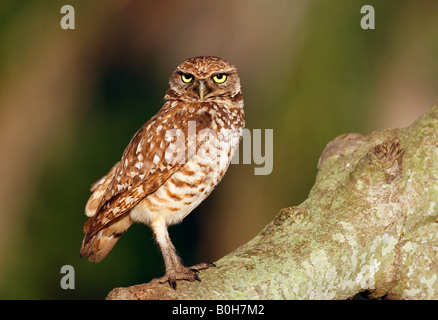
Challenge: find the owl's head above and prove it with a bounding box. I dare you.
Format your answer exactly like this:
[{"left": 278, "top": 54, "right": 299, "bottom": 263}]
[{"left": 166, "top": 56, "right": 242, "bottom": 105}]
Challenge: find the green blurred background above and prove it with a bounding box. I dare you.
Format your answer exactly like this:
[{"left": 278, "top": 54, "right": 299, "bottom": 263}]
[{"left": 0, "top": 0, "right": 437, "bottom": 299}]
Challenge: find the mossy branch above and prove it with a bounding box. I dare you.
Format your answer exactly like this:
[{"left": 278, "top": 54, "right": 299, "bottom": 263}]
[{"left": 107, "top": 102, "right": 438, "bottom": 300}]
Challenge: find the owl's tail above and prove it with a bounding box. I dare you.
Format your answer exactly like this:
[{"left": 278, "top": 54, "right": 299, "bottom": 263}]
[{"left": 80, "top": 213, "right": 133, "bottom": 263}]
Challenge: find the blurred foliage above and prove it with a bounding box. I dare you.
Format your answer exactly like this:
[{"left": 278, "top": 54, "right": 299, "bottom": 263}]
[{"left": 0, "top": 0, "right": 437, "bottom": 299}]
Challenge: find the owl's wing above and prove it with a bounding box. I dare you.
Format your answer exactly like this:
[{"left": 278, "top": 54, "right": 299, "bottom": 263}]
[
  {"left": 85, "top": 162, "right": 120, "bottom": 217},
  {"left": 83, "top": 103, "right": 213, "bottom": 244}
]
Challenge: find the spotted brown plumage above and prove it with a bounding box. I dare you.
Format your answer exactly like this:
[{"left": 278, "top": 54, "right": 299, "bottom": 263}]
[{"left": 80, "top": 56, "right": 245, "bottom": 289}]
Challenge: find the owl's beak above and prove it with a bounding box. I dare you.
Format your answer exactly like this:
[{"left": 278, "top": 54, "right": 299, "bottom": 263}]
[{"left": 198, "top": 80, "right": 207, "bottom": 100}]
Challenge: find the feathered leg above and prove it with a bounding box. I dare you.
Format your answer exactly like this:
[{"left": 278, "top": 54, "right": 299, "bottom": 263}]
[{"left": 150, "top": 218, "right": 215, "bottom": 289}]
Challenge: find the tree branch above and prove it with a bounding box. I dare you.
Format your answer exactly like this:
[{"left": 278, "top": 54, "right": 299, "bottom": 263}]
[{"left": 107, "top": 102, "right": 438, "bottom": 300}]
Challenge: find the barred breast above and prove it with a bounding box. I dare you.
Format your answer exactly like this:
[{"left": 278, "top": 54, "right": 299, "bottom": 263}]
[{"left": 130, "top": 108, "right": 243, "bottom": 227}]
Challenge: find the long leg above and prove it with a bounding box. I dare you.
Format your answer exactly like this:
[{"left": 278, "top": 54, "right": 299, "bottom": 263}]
[{"left": 150, "top": 218, "right": 215, "bottom": 289}]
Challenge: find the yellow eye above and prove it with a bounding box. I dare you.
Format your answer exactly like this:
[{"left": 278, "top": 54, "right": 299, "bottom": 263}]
[
  {"left": 213, "top": 74, "right": 227, "bottom": 84},
  {"left": 181, "top": 74, "right": 193, "bottom": 83}
]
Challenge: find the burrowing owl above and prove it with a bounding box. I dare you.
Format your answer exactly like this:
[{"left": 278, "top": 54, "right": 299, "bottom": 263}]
[{"left": 80, "top": 56, "right": 245, "bottom": 289}]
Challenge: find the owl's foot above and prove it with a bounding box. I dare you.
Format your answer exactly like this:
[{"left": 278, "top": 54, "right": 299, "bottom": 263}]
[{"left": 151, "top": 262, "right": 216, "bottom": 290}]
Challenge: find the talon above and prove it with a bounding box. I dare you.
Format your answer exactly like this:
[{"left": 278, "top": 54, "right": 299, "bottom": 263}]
[
  {"left": 190, "top": 262, "right": 217, "bottom": 271},
  {"left": 150, "top": 262, "right": 215, "bottom": 289}
]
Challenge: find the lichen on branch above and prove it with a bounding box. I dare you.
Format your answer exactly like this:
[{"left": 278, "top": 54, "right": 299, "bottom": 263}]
[{"left": 107, "top": 102, "right": 438, "bottom": 300}]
